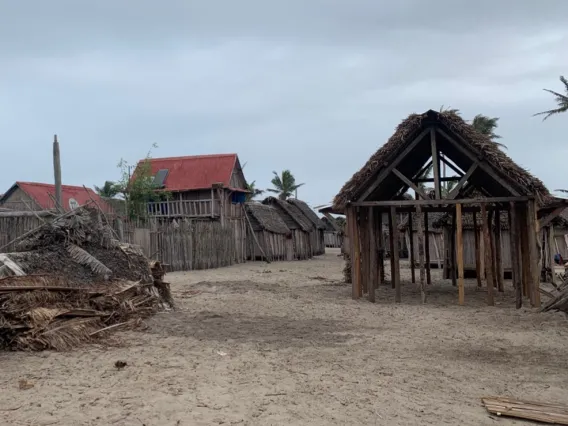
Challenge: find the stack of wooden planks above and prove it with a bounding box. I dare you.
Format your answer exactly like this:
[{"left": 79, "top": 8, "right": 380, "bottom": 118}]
[{"left": 482, "top": 396, "right": 568, "bottom": 424}]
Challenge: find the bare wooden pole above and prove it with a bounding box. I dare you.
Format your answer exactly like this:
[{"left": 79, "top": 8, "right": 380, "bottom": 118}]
[
  {"left": 377, "top": 212, "right": 384, "bottom": 286},
  {"left": 408, "top": 212, "right": 415, "bottom": 283},
  {"left": 456, "top": 203, "right": 465, "bottom": 305},
  {"left": 494, "top": 209, "right": 504, "bottom": 292},
  {"left": 347, "top": 207, "right": 358, "bottom": 298},
  {"left": 53, "top": 134, "right": 63, "bottom": 212},
  {"left": 509, "top": 202, "right": 522, "bottom": 309},
  {"left": 481, "top": 203, "right": 495, "bottom": 306},
  {"left": 473, "top": 211, "right": 482, "bottom": 287},
  {"left": 360, "top": 208, "right": 370, "bottom": 295},
  {"left": 519, "top": 205, "right": 530, "bottom": 299},
  {"left": 416, "top": 204, "right": 426, "bottom": 303},
  {"left": 368, "top": 207, "right": 377, "bottom": 303},
  {"left": 424, "top": 211, "right": 431, "bottom": 285},
  {"left": 450, "top": 209, "right": 457, "bottom": 287},
  {"left": 388, "top": 209, "right": 396, "bottom": 289},
  {"left": 488, "top": 210, "right": 498, "bottom": 289},
  {"left": 430, "top": 129, "right": 441, "bottom": 199},
  {"left": 391, "top": 206, "right": 401, "bottom": 302},
  {"left": 527, "top": 200, "right": 541, "bottom": 308},
  {"left": 548, "top": 225, "right": 556, "bottom": 286}
]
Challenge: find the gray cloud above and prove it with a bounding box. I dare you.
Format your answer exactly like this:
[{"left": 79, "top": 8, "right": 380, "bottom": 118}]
[{"left": 1, "top": 1, "right": 567, "bottom": 206}]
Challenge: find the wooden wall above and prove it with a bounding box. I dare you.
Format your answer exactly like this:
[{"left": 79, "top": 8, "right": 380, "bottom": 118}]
[
  {"left": 324, "top": 231, "right": 342, "bottom": 248},
  {"left": 0, "top": 215, "right": 44, "bottom": 252},
  {"left": 246, "top": 230, "right": 294, "bottom": 261}
]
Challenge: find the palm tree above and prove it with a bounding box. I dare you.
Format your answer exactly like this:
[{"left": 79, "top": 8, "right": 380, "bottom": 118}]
[
  {"left": 95, "top": 181, "right": 121, "bottom": 198},
  {"left": 245, "top": 181, "right": 264, "bottom": 201},
  {"left": 534, "top": 76, "right": 568, "bottom": 120},
  {"left": 267, "top": 170, "right": 304, "bottom": 200},
  {"left": 471, "top": 114, "right": 506, "bottom": 149}
]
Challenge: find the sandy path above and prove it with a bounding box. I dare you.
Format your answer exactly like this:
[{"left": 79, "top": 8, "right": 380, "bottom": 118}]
[{"left": 1, "top": 249, "right": 568, "bottom": 425}]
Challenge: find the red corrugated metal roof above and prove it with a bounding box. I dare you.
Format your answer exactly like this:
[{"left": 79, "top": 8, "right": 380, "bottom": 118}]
[
  {"left": 138, "top": 153, "right": 241, "bottom": 192},
  {"left": 15, "top": 182, "right": 114, "bottom": 213}
]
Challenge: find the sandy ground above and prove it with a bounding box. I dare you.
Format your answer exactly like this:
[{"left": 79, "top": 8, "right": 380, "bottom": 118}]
[{"left": 2, "top": 248, "right": 568, "bottom": 426}]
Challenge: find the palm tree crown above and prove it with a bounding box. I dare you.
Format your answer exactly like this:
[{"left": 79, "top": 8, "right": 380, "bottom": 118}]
[
  {"left": 534, "top": 75, "right": 568, "bottom": 120},
  {"left": 95, "top": 181, "right": 122, "bottom": 198},
  {"left": 267, "top": 170, "right": 304, "bottom": 200},
  {"left": 471, "top": 114, "right": 506, "bottom": 149},
  {"left": 245, "top": 181, "right": 264, "bottom": 201}
]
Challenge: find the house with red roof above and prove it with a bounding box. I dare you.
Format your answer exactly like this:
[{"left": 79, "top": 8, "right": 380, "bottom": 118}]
[
  {"left": 132, "top": 153, "right": 248, "bottom": 219},
  {"left": 0, "top": 182, "right": 114, "bottom": 214}
]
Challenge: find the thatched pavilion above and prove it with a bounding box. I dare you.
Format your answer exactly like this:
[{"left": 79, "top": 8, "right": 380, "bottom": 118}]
[{"left": 333, "top": 109, "right": 568, "bottom": 307}]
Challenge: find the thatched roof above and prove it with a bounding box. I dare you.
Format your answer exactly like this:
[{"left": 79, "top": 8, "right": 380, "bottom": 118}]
[
  {"left": 399, "top": 212, "right": 445, "bottom": 233},
  {"left": 288, "top": 199, "right": 326, "bottom": 229},
  {"left": 262, "top": 197, "right": 312, "bottom": 232},
  {"left": 245, "top": 202, "right": 290, "bottom": 234},
  {"left": 333, "top": 110, "right": 550, "bottom": 210},
  {"left": 432, "top": 211, "right": 510, "bottom": 231}
]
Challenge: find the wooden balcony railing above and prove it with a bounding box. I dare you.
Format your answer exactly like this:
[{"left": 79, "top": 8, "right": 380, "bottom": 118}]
[{"left": 147, "top": 199, "right": 220, "bottom": 217}]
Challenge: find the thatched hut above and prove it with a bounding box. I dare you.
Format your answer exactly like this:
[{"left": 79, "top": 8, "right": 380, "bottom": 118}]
[
  {"left": 288, "top": 199, "right": 326, "bottom": 255},
  {"left": 245, "top": 202, "right": 294, "bottom": 261},
  {"left": 322, "top": 216, "right": 343, "bottom": 248},
  {"left": 333, "top": 108, "right": 568, "bottom": 308},
  {"left": 262, "top": 197, "right": 312, "bottom": 259}
]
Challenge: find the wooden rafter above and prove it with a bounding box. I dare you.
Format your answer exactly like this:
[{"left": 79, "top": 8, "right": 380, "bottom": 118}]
[
  {"left": 352, "top": 196, "right": 531, "bottom": 207},
  {"left": 439, "top": 155, "right": 464, "bottom": 176},
  {"left": 357, "top": 128, "right": 431, "bottom": 202},
  {"left": 446, "top": 163, "right": 478, "bottom": 200},
  {"left": 430, "top": 129, "right": 441, "bottom": 199},
  {"left": 539, "top": 206, "right": 566, "bottom": 228},
  {"left": 392, "top": 168, "right": 428, "bottom": 200}
]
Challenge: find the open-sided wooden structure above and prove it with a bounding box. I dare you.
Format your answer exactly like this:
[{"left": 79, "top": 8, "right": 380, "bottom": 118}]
[
  {"left": 399, "top": 212, "right": 445, "bottom": 269},
  {"left": 333, "top": 109, "right": 565, "bottom": 307}
]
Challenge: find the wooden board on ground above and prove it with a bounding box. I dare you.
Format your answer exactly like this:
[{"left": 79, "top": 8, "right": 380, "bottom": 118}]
[{"left": 482, "top": 396, "right": 568, "bottom": 424}]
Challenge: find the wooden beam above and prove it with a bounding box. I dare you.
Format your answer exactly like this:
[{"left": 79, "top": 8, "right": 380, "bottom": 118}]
[
  {"left": 388, "top": 209, "right": 396, "bottom": 290},
  {"left": 0, "top": 210, "right": 56, "bottom": 218},
  {"left": 446, "top": 163, "right": 478, "bottom": 200},
  {"left": 424, "top": 211, "right": 431, "bottom": 285},
  {"left": 473, "top": 211, "right": 482, "bottom": 287},
  {"left": 408, "top": 212, "right": 415, "bottom": 283},
  {"left": 529, "top": 200, "right": 541, "bottom": 308},
  {"left": 436, "top": 128, "right": 521, "bottom": 197},
  {"left": 360, "top": 208, "right": 370, "bottom": 296},
  {"left": 416, "top": 203, "right": 426, "bottom": 303},
  {"left": 548, "top": 225, "right": 556, "bottom": 286},
  {"left": 392, "top": 168, "right": 429, "bottom": 200},
  {"left": 519, "top": 205, "right": 530, "bottom": 299},
  {"left": 539, "top": 206, "right": 566, "bottom": 228},
  {"left": 347, "top": 207, "right": 360, "bottom": 299},
  {"left": 53, "top": 134, "right": 63, "bottom": 212},
  {"left": 414, "top": 159, "right": 433, "bottom": 182},
  {"left": 430, "top": 129, "right": 441, "bottom": 199},
  {"left": 391, "top": 206, "right": 401, "bottom": 302},
  {"left": 456, "top": 203, "right": 465, "bottom": 305},
  {"left": 358, "top": 128, "right": 431, "bottom": 202},
  {"left": 495, "top": 208, "right": 504, "bottom": 292},
  {"left": 368, "top": 207, "right": 377, "bottom": 302},
  {"left": 352, "top": 196, "right": 531, "bottom": 207},
  {"left": 489, "top": 210, "right": 498, "bottom": 290},
  {"left": 481, "top": 203, "right": 495, "bottom": 306},
  {"left": 450, "top": 209, "right": 457, "bottom": 287},
  {"left": 509, "top": 202, "right": 522, "bottom": 308},
  {"left": 439, "top": 155, "right": 464, "bottom": 176},
  {"left": 377, "top": 212, "right": 385, "bottom": 286},
  {"left": 415, "top": 177, "right": 461, "bottom": 183}
]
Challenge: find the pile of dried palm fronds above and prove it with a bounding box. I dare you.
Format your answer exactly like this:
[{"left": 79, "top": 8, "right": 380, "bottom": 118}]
[
  {"left": 0, "top": 207, "right": 173, "bottom": 351},
  {"left": 541, "top": 272, "right": 568, "bottom": 314}
]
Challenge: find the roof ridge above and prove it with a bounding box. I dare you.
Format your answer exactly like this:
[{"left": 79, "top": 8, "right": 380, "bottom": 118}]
[
  {"left": 143, "top": 153, "right": 238, "bottom": 163},
  {"left": 17, "top": 181, "right": 96, "bottom": 191}
]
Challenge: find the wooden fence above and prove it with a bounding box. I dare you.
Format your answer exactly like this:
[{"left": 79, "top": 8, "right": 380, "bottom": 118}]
[
  {"left": 121, "top": 218, "right": 246, "bottom": 272},
  {"left": 0, "top": 215, "right": 44, "bottom": 252}
]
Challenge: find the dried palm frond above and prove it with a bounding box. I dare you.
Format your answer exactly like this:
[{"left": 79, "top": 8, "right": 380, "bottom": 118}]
[{"left": 66, "top": 244, "right": 112, "bottom": 280}]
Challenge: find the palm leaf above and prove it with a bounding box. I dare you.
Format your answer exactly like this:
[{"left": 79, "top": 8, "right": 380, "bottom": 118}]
[{"left": 66, "top": 244, "right": 112, "bottom": 279}]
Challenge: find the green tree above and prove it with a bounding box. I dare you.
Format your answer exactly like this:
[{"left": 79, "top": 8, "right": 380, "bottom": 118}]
[
  {"left": 94, "top": 181, "right": 121, "bottom": 198},
  {"left": 245, "top": 181, "right": 264, "bottom": 201},
  {"left": 267, "top": 170, "right": 304, "bottom": 200},
  {"left": 534, "top": 75, "right": 568, "bottom": 120},
  {"left": 117, "top": 143, "right": 170, "bottom": 220},
  {"left": 471, "top": 114, "right": 506, "bottom": 149}
]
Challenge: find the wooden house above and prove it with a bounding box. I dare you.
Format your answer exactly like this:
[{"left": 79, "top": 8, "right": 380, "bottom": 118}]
[
  {"left": 399, "top": 212, "right": 445, "bottom": 268},
  {"left": 244, "top": 202, "right": 294, "bottom": 261},
  {"left": 0, "top": 182, "right": 114, "bottom": 214},
  {"left": 322, "top": 216, "right": 343, "bottom": 248},
  {"left": 134, "top": 153, "right": 248, "bottom": 222},
  {"left": 262, "top": 197, "right": 312, "bottom": 260},
  {"left": 333, "top": 109, "right": 566, "bottom": 308},
  {"left": 287, "top": 199, "right": 326, "bottom": 255}
]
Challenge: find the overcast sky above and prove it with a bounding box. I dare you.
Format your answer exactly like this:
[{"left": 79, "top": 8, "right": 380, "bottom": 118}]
[{"left": 1, "top": 1, "right": 567, "bottom": 208}]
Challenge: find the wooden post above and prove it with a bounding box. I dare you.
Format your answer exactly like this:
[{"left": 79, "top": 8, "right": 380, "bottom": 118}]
[
  {"left": 430, "top": 129, "right": 442, "bottom": 199},
  {"left": 488, "top": 210, "right": 498, "bottom": 289},
  {"left": 450, "top": 210, "right": 457, "bottom": 287},
  {"left": 456, "top": 203, "right": 465, "bottom": 305},
  {"left": 416, "top": 204, "right": 426, "bottom": 303},
  {"left": 509, "top": 203, "right": 521, "bottom": 308},
  {"left": 368, "top": 207, "right": 377, "bottom": 302},
  {"left": 424, "top": 212, "right": 431, "bottom": 285},
  {"left": 117, "top": 218, "right": 125, "bottom": 242},
  {"left": 53, "top": 134, "right": 63, "bottom": 212},
  {"left": 408, "top": 212, "right": 415, "bottom": 283},
  {"left": 548, "top": 225, "right": 556, "bottom": 286},
  {"left": 388, "top": 210, "right": 396, "bottom": 289},
  {"left": 519, "top": 205, "right": 530, "bottom": 299},
  {"left": 528, "top": 200, "right": 541, "bottom": 308},
  {"left": 391, "top": 206, "right": 401, "bottom": 302},
  {"left": 347, "top": 206, "right": 360, "bottom": 299},
  {"left": 443, "top": 228, "right": 449, "bottom": 279},
  {"left": 360, "top": 208, "right": 370, "bottom": 295},
  {"left": 481, "top": 203, "right": 495, "bottom": 306},
  {"left": 494, "top": 209, "right": 504, "bottom": 292},
  {"left": 473, "top": 211, "right": 482, "bottom": 287},
  {"left": 377, "top": 211, "right": 384, "bottom": 286}
]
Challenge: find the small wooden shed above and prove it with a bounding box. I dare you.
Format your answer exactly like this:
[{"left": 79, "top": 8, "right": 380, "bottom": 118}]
[
  {"left": 245, "top": 202, "right": 294, "bottom": 261},
  {"left": 262, "top": 197, "right": 312, "bottom": 260},
  {"left": 288, "top": 199, "right": 326, "bottom": 255}
]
